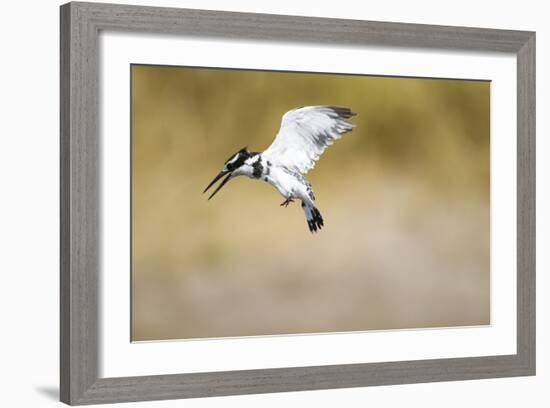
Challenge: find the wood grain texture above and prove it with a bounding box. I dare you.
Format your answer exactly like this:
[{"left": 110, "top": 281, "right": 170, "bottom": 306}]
[
  {"left": 60, "top": 1, "right": 536, "bottom": 405},
  {"left": 60, "top": 2, "right": 100, "bottom": 404},
  {"left": 516, "top": 34, "right": 536, "bottom": 373},
  {"left": 59, "top": 4, "right": 71, "bottom": 403}
]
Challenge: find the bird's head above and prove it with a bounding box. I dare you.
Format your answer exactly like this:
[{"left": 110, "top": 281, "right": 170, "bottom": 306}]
[{"left": 203, "top": 146, "right": 252, "bottom": 200}]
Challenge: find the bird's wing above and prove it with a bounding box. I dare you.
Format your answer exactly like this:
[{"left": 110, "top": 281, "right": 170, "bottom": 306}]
[{"left": 262, "top": 106, "right": 356, "bottom": 174}]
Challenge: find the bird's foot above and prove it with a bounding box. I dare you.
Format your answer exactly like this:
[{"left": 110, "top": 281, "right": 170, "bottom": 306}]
[{"left": 280, "top": 197, "right": 295, "bottom": 208}]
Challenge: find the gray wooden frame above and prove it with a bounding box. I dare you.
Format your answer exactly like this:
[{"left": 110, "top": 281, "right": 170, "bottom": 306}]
[{"left": 60, "top": 1, "right": 536, "bottom": 405}]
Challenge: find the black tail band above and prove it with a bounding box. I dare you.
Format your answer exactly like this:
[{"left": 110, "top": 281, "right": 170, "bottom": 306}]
[{"left": 302, "top": 203, "right": 324, "bottom": 233}]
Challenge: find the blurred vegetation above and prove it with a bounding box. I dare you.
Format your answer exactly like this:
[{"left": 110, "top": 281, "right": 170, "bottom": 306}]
[{"left": 131, "top": 65, "right": 490, "bottom": 341}]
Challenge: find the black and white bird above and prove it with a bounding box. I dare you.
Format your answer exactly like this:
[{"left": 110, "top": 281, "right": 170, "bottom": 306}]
[{"left": 203, "top": 105, "right": 356, "bottom": 233}]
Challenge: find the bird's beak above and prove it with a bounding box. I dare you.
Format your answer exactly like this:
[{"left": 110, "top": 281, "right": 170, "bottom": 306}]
[{"left": 203, "top": 170, "right": 233, "bottom": 200}]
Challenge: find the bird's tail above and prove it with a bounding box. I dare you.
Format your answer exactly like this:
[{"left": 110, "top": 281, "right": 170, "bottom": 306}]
[{"left": 301, "top": 202, "right": 324, "bottom": 233}]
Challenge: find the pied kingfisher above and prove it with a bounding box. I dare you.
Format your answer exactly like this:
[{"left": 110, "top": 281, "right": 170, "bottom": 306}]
[{"left": 203, "top": 105, "right": 356, "bottom": 233}]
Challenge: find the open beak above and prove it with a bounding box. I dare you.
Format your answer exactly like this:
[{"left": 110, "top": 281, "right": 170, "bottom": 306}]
[{"left": 203, "top": 170, "right": 233, "bottom": 200}]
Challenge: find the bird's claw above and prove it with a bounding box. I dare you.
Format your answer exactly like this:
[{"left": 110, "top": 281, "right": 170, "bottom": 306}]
[{"left": 280, "top": 198, "right": 295, "bottom": 207}]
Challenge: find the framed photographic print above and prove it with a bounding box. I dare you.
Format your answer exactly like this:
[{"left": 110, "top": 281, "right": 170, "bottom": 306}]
[{"left": 60, "top": 1, "right": 535, "bottom": 405}]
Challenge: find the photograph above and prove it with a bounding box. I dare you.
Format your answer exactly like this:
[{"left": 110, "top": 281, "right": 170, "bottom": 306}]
[{"left": 131, "top": 64, "right": 490, "bottom": 341}]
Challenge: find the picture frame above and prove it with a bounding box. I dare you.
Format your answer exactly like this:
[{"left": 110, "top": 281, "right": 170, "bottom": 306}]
[{"left": 60, "top": 1, "right": 536, "bottom": 405}]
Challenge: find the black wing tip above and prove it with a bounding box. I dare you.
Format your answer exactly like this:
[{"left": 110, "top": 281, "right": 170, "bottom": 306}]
[{"left": 327, "top": 105, "right": 357, "bottom": 119}]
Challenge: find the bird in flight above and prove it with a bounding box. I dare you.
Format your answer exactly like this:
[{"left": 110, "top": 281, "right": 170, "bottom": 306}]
[{"left": 203, "top": 105, "right": 356, "bottom": 233}]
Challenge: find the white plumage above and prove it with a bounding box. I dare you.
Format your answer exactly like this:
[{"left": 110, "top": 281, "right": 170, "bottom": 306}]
[{"left": 263, "top": 106, "right": 356, "bottom": 174}]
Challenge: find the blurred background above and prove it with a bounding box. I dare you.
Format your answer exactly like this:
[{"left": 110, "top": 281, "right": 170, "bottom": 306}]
[{"left": 131, "top": 64, "right": 490, "bottom": 341}]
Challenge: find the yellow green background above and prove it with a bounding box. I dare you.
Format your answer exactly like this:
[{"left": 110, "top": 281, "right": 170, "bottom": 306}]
[{"left": 131, "top": 65, "right": 490, "bottom": 341}]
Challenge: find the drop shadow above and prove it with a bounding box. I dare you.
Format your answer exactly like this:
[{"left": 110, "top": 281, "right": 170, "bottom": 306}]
[{"left": 35, "top": 386, "right": 58, "bottom": 401}]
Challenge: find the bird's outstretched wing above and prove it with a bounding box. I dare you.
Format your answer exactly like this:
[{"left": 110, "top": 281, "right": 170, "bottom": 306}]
[{"left": 262, "top": 106, "right": 356, "bottom": 174}]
